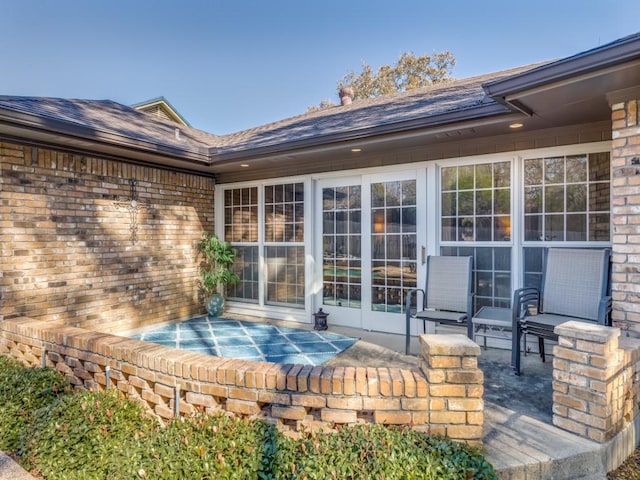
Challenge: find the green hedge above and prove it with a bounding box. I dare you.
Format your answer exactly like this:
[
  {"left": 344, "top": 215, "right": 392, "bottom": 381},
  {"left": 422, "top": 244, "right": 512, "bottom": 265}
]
[{"left": 0, "top": 355, "right": 497, "bottom": 479}]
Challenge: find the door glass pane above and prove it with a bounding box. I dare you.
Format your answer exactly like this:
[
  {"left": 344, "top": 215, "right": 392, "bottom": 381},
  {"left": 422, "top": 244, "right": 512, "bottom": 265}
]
[
  {"left": 371, "top": 180, "right": 417, "bottom": 313},
  {"left": 265, "top": 246, "right": 305, "bottom": 308},
  {"left": 322, "top": 185, "right": 361, "bottom": 309}
]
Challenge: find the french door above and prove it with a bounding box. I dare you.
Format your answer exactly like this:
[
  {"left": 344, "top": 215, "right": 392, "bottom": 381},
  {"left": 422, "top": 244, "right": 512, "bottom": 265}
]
[{"left": 315, "top": 171, "right": 426, "bottom": 334}]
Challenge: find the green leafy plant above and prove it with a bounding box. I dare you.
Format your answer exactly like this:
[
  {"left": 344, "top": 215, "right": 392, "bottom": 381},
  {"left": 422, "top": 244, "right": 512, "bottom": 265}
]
[
  {"left": 1, "top": 358, "right": 497, "bottom": 480},
  {"left": 197, "top": 232, "right": 240, "bottom": 296},
  {"left": 0, "top": 356, "right": 69, "bottom": 453}
]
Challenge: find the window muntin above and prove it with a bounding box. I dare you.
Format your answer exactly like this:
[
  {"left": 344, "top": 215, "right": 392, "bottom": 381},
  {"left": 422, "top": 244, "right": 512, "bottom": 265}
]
[
  {"left": 441, "top": 161, "right": 511, "bottom": 242},
  {"left": 264, "top": 182, "right": 305, "bottom": 308},
  {"left": 371, "top": 180, "right": 417, "bottom": 313},
  {"left": 523, "top": 152, "right": 610, "bottom": 242},
  {"left": 224, "top": 187, "right": 259, "bottom": 302},
  {"left": 322, "top": 186, "right": 362, "bottom": 308}
]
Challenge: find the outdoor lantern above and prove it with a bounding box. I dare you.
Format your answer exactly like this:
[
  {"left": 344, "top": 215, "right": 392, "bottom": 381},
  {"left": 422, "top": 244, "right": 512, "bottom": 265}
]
[{"left": 313, "top": 308, "right": 329, "bottom": 331}]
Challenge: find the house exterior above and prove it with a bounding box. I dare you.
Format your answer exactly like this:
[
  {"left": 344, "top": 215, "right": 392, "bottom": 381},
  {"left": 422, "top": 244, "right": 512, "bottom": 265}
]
[{"left": 0, "top": 32, "right": 639, "bottom": 339}]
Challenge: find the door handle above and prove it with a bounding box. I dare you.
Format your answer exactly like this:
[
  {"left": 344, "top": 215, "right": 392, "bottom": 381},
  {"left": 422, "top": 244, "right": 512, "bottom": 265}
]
[{"left": 421, "top": 246, "right": 426, "bottom": 265}]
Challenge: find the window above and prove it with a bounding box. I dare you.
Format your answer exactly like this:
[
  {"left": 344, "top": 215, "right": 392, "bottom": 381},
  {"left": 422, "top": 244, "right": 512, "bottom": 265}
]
[
  {"left": 523, "top": 152, "right": 610, "bottom": 242},
  {"left": 522, "top": 151, "right": 610, "bottom": 291},
  {"left": 224, "top": 187, "right": 259, "bottom": 303},
  {"left": 322, "top": 186, "right": 362, "bottom": 308},
  {"left": 440, "top": 161, "right": 512, "bottom": 310},
  {"left": 371, "top": 180, "right": 417, "bottom": 313},
  {"left": 441, "top": 162, "right": 511, "bottom": 242},
  {"left": 264, "top": 183, "right": 305, "bottom": 308}
]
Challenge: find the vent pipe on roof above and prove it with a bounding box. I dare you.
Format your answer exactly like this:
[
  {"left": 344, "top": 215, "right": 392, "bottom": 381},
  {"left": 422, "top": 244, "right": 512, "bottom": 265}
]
[{"left": 339, "top": 87, "right": 354, "bottom": 106}]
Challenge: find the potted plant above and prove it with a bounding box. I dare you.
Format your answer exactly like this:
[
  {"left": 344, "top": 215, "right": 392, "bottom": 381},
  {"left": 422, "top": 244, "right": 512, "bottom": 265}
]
[{"left": 197, "top": 232, "right": 240, "bottom": 317}]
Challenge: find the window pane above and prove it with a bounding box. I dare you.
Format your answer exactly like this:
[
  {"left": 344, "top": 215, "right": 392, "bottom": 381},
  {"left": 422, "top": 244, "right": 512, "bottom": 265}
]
[
  {"left": 545, "top": 214, "right": 564, "bottom": 241},
  {"left": 590, "top": 182, "right": 610, "bottom": 212},
  {"left": 322, "top": 185, "right": 361, "bottom": 310},
  {"left": 476, "top": 164, "right": 492, "bottom": 189},
  {"left": 589, "top": 152, "right": 610, "bottom": 181},
  {"left": 524, "top": 187, "right": 542, "bottom": 214},
  {"left": 494, "top": 216, "right": 511, "bottom": 241},
  {"left": 459, "top": 165, "right": 474, "bottom": 189},
  {"left": 441, "top": 218, "right": 456, "bottom": 241},
  {"left": 442, "top": 192, "right": 456, "bottom": 216},
  {"left": 566, "top": 184, "right": 587, "bottom": 212},
  {"left": 494, "top": 162, "right": 511, "bottom": 188},
  {"left": 458, "top": 191, "right": 474, "bottom": 216},
  {"left": 545, "top": 157, "right": 565, "bottom": 184},
  {"left": 545, "top": 185, "right": 564, "bottom": 213},
  {"left": 589, "top": 213, "right": 610, "bottom": 241},
  {"left": 494, "top": 189, "right": 510, "bottom": 215},
  {"left": 566, "top": 214, "right": 587, "bottom": 241},
  {"left": 371, "top": 180, "right": 417, "bottom": 313},
  {"left": 476, "top": 217, "right": 492, "bottom": 241},
  {"left": 566, "top": 155, "right": 587, "bottom": 182},
  {"left": 265, "top": 246, "right": 305, "bottom": 308},
  {"left": 441, "top": 167, "right": 457, "bottom": 190},
  {"left": 525, "top": 215, "right": 542, "bottom": 241},
  {"left": 476, "top": 190, "right": 492, "bottom": 215},
  {"left": 524, "top": 159, "right": 542, "bottom": 185},
  {"left": 228, "top": 246, "right": 259, "bottom": 303},
  {"left": 459, "top": 217, "right": 474, "bottom": 241}
]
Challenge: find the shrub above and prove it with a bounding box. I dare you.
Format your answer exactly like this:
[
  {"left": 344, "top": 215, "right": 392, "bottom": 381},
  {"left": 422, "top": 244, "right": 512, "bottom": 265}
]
[
  {"left": 1, "top": 357, "right": 497, "bottom": 479},
  {"left": 0, "top": 356, "right": 68, "bottom": 452}
]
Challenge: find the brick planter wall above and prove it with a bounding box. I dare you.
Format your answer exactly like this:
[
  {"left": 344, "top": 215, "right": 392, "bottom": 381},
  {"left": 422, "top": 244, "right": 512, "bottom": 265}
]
[
  {"left": 0, "top": 317, "right": 485, "bottom": 444},
  {"left": 553, "top": 321, "right": 640, "bottom": 443},
  {"left": 0, "top": 142, "right": 214, "bottom": 332}
]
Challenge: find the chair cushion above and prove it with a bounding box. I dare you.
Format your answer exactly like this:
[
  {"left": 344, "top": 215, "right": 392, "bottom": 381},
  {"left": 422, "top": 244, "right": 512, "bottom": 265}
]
[{"left": 416, "top": 309, "right": 467, "bottom": 323}]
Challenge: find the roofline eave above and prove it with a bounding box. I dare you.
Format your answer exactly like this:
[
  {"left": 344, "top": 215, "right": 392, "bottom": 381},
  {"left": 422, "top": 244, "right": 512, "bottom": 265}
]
[
  {"left": 483, "top": 34, "right": 640, "bottom": 98},
  {"left": 211, "top": 102, "right": 515, "bottom": 162},
  {"left": 0, "top": 107, "right": 212, "bottom": 165}
]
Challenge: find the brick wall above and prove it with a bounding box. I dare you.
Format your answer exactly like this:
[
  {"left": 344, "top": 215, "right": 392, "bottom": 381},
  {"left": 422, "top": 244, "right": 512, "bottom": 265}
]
[
  {"left": 0, "top": 142, "right": 214, "bottom": 332},
  {"left": 0, "top": 317, "right": 485, "bottom": 444},
  {"left": 553, "top": 321, "right": 640, "bottom": 443},
  {"left": 610, "top": 97, "right": 640, "bottom": 332}
]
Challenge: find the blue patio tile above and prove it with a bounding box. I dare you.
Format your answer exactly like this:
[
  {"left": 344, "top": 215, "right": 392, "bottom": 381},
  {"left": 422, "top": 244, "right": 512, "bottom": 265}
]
[
  {"left": 328, "top": 339, "right": 358, "bottom": 350},
  {"left": 180, "top": 338, "right": 213, "bottom": 349},
  {"left": 259, "top": 343, "right": 300, "bottom": 355},
  {"left": 179, "top": 329, "right": 211, "bottom": 340},
  {"left": 284, "top": 332, "right": 323, "bottom": 343},
  {"left": 143, "top": 332, "right": 177, "bottom": 342},
  {"left": 305, "top": 353, "right": 337, "bottom": 365},
  {"left": 181, "top": 323, "right": 212, "bottom": 332},
  {"left": 184, "top": 316, "right": 210, "bottom": 324},
  {"left": 243, "top": 324, "right": 281, "bottom": 335},
  {"left": 292, "top": 342, "right": 338, "bottom": 353},
  {"left": 251, "top": 334, "right": 290, "bottom": 345},
  {"left": 216, "top": 336, "right": 254, "bottom": 347},
  {"left": 266, "top": 354, "right": 311, "bottom": 365},
  {"left": 210, "top": 320, "right": 242, "bottom": 328},
  {"left": 218, "top": 345, "right": 262, "bottom": 358}
]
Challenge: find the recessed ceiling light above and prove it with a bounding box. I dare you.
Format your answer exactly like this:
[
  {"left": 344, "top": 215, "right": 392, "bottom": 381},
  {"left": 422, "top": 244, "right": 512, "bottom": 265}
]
[
  {"left": 240, "top": 163, "right": 249, "bottom": 168},
  {"left": 509, "top": 123, "right": 524, "bottom": 129},
  {"left": 351, "top": 148, "right": 362, "bottom": 152}
]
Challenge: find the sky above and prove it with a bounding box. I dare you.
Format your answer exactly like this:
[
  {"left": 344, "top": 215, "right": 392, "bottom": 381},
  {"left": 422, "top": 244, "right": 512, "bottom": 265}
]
[{"left": 1, "top": 1, "right": 638, "bottom": 135}]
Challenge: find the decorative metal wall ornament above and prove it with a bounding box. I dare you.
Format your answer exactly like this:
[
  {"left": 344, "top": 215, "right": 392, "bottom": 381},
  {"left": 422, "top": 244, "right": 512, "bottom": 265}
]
[{"left": 114, "top": 179, "right": 150, "bottom": 245}]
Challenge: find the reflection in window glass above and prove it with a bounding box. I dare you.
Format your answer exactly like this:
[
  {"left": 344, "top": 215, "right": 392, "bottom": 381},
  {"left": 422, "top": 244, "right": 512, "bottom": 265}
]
[
  {"left": 371, "top": 180, "right": 417, "bottom": 313},
  {"left": 224, "top": 188, "right": 259, "bottom": 302},
  {"left": 523, "top": 152, "right": 610, "bottom": 242},
  {"left": 322, "top": 186, "right": 362, "bottom": 308},
  {"left": 441, "top": 162, "right": 511, "bottom": 242},
  {"left": 264, "top": 183, "right": 305, "bottom": 308}
]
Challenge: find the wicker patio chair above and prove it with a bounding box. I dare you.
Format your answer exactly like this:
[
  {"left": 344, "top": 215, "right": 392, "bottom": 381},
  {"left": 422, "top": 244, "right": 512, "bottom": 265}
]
[
  {"left": 511, "top": 248, "right": 612, "bottom": 375},
  {"left": 405, "top": 255, "right": 474, "bottom": 354}
]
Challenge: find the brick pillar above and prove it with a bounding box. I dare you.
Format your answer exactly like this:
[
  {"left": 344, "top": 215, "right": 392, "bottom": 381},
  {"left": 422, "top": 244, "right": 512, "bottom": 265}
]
[
  {"left": 610, "top": 94, "right": 640, "bottom": 332},
  {"left": 553, "top": 321, "right": 627, "bottom": 442},
  {"left": 419, "top": 334, "right": 483, "bottom": 445}
]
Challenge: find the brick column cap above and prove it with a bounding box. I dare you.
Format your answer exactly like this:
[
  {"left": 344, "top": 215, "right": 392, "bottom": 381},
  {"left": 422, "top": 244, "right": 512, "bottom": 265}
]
[
  {"left": 419, "top": 334, "right": 480, "bottom": 356},
  {"left": 555, "top": 321, "right": 619, "bottom": 343}
]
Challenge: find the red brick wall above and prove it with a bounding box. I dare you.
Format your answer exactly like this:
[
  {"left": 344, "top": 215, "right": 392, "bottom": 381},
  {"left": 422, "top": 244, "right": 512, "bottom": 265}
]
[
  {"left": 611, "top": 98, "right": 640, "bottom": 332},
  {"left": 0, "top": 142, "right": 214, "bottom": 332}
]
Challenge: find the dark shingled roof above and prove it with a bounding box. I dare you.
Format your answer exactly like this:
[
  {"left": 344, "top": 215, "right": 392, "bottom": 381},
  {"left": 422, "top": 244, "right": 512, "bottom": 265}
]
[
  {"left": 0, "top": 63, "right": 550, "bottom": 161},
  {"left": 0, "top": 96, "right": 217, "bottom": 155}
]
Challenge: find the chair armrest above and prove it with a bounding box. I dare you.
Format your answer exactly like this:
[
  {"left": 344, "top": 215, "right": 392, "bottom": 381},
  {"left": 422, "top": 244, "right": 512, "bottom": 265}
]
[
  {"left": 598, "top": 296, "right": 612, "bottom": 326},
  {"left": 405, "top": 288, "right": 425, "bottom": 355},
  {"left": 512, "top": 287, "right": 540, "bottom": 322},
  {"left": 466, "top": 292, "right": 475, "bottom": 339},
  {"left": 405, "top": 288, "right": 425, "bottom": 316}
]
